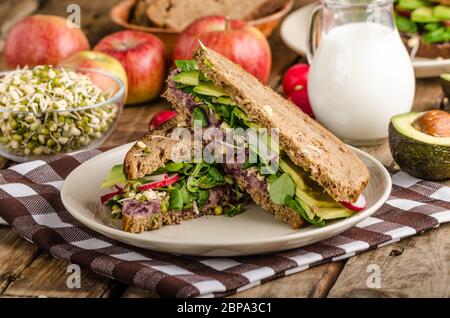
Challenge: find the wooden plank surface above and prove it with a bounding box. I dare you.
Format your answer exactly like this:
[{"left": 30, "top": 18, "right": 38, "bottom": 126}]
[
  {"left": 0, "top": 0, "right": 449, "bottom": 298},
  {"left": 328, "top": 224, "right": 450, "bottom": 298}
]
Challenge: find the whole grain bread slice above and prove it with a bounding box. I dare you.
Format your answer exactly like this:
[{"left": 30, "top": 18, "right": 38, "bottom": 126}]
[
  {"left": 146, "top": 0, "right": 287, "bottom": 30},
  {"left": 124, "top": 116, "right": 186, "bottom": 180},
  {"left": 193, "top": 47, "right": 369, "bottom": 203}
]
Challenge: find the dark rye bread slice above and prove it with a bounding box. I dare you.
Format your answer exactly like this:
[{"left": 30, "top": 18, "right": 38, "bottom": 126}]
[
  {"left": 194, "top": 47, "right": 370, "bottom": 203},
  {"left": 124, "top": 116, "right": 186, "bottom": 180}
]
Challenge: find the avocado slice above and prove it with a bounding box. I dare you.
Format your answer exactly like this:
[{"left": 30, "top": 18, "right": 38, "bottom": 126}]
[
  {"left": 296, "top": 198, "right": 316, "bottom": 220},
  {"left": 397, "top": 0, "right": 432, "bottom": 11},
  {"left": 193, "top": 82, "right": 227, "bottom": 97},
  {"left": 280, "top": 158, "right": 342, "bottom": 209},
  {"left": 433, "top": 5, "right": 450, "bottom": 21},
  {"left": 411, "top": 7, "right": 441, "bottom": 23},
  {"left": 280, "top": 158, "right": 307, "bottom": 189},
  {"left": 173, "top": 71, "right": 200, "bottom": 86},
  {"left": 316, "top": 208, "right": 354, "bottom": 220},
  {"left": 389, "top": 112, "right": 450, "bottom": 181},
  {"left": 217, "top": 97, "right": 236, "bottom": 106},
  {"left": 101, "top": 164, "right": 126, "bottom": 189}
]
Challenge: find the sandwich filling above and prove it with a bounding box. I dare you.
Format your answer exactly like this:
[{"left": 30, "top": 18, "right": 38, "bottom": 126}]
[
  {"left": 166, "top": 60, "right": 358, "bottom": 227},
  {"left": 100, "top": 160, "right": 245, "bottom": 233}
]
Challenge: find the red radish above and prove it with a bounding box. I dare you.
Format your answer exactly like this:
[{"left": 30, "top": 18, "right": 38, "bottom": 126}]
[
  {"left": 143, "top": 173, "right": 169, "bottom": 183},
  {"left": 101, "top": 190, "right": 122, "bottom": 204},
  {"left": 443, "top": 20, "right": 450, "bottom": 27},
  {"left": 289, "top": 89, "right": 314, "bottom": 118},
  {"left": 341, "top": 194, "right": 367, "bottom": 212},
  {"left": 283, "top": 63, "right": 310, "bottom": 95},
  {"left": 139, "top": 174, "right": 180, "bottom": 191},
  {"left": 149, "top": 110, "right": 178, "bottom": 130}
]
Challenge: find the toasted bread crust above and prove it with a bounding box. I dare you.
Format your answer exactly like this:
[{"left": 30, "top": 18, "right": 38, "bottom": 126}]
[{"left": 193, "top": 47, "right": 369, "bottom": 203}]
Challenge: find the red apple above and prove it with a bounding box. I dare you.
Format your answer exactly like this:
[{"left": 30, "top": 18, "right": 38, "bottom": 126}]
[
  {"left": 4, "top": 15, "right": 90, "bottom": 68},
  {"left": 94, "top": 31, "right": 168, "bottom": 105},
  {"left": 173, "top": 16, "right": 272, "bottom": 84},
  {"left": 60, "top": 51, "right": 128, "bottom": 99}
]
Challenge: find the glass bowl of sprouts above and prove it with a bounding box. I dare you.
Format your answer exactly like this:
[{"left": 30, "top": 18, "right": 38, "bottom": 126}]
[{"left": 0, "top": 65, "right": 125, "bottom": 162}]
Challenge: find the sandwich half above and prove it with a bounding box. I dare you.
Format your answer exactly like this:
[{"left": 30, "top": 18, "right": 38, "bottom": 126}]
[
  {"left": 99, "top": 116, "right": 245, "bottom": 233},
  {"left": 163, "top": 47, "right": 370, "bottom": 229}
]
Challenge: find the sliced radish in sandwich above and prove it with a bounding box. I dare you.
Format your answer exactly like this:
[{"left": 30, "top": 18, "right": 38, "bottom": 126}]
[
  {"left": 139, "top": 174, "right": 180, "bottom": 191},
  {"left": 341, "top": 194, "right": 367, "bottom": 212},
  {"left": 149, "top": 111, "right": 178, "bottom": 130},
  {"left": 101, "top": 190, "right": 122, "bottom": 205},
  {"left": 143, "top": 173, "right": 169, "bottom": 183}
]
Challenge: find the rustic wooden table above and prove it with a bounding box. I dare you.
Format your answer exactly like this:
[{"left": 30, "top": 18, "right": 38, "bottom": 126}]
[{"left": 0, "top": 0, "right": 449, "bottom": 298}]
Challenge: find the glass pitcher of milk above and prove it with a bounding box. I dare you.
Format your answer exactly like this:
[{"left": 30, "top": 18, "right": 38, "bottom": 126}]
[{"left": 307, "top": 0, "right": 415, "bottom": 146}]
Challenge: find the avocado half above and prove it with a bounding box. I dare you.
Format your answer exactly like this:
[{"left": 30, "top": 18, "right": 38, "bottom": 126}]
[{"left": 389, "top": 112, "right": 450, "bottom": 181}]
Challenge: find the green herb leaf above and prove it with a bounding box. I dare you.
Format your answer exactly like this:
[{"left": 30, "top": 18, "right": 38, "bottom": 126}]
[
  {"left": 194, "top": 107, "right": 208, "bottom": 127},
  {"left": 242, "top": 159, "right": 256, "bottom": 170},
  {"left": 209, "top": 166, "right": 224, "bottom": 183},
  {"left": 164, "top": 162, "right": 184, "bottom": 172},
  {"left": 424, "top": 22, "right": 441, "bottom": 32},
  {"left": 175, "top": 60, "right": 198, "bottom": 72},
  {"left": 284, "top": 196, "right": 326, "bottom": 227},
  {"left": 423, "top": 27, "right": 450, "bottom": 43},
  {"left": 169, "top": 189, "right": 183, "bottom": 211},
  {"left": 224, "top": 204, "right": 243, "bottom": 217},
  {"left": 267, "top": 174, "right": 278, "bottom": 183},
  {"left": 197, "top": 190, "right": 210, "bottom": 208},
  {"left": 395, "top": 15, "right": 418, "bottom": 33},
  {"left": 269, "top": 173, "right": 295, "bottom": 205},
  {"left": 180, "top": 184, "right": 196, "bottom": 205}
]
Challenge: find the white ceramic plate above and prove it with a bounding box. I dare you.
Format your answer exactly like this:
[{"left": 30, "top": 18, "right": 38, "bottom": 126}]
[
  {"left": 280, "top": 2, "right": 450, "bottom": 78},
  {"left": 61, "top": 143, "right": 391, "bottom": 257}
]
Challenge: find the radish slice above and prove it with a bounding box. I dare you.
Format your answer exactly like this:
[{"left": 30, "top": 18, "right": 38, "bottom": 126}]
[
  {"left": 139, "top": 174, "right": 180, "bottom": 191},
  {"left": 149, "top": 111, "right": 178, "bottom": 130},
  {"left": 143, "top": 173, "right": 168, "bottom": 183},
  {"left": 101, "top": 190, "right": 122, "bottom": 205},
  {"left": 341, "top": 194, "right": 367, "bottom": 212}
]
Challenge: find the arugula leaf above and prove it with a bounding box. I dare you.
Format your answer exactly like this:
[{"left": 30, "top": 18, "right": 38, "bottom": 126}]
[
  {"left": 169, "top": 189, "right": 184, "bottom": 211},
  {"left": 269, "top": 173, "right": 295, "bottom": 205},
  {"left": 194, "top": 107, "right": 208, "bottom": 127},
  {"left": 175, "top": 60, "right": 198, "bottom": 72}
]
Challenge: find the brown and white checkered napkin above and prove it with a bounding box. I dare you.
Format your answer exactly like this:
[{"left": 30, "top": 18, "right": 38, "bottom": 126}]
[{"left": 0, "top": 149, "right": 449, "bottom": 297}]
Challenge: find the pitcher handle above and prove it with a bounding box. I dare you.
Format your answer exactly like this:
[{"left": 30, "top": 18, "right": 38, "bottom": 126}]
[{"left": 306, "top": 3, "right": 322, "bottom": 64}]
